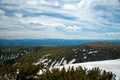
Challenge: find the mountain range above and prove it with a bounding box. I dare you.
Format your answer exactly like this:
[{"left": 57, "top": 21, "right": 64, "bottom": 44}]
[{"left": 0, "top": 39, "right": 120, "bottom": 46}]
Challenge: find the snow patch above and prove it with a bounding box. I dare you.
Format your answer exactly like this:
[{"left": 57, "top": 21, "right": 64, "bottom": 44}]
[
  {"left": 53, "top": 59, "right": 120, "bottom": 80},
  {"left": 88, "top": 51, "right": 98, "bottom": 54},
  {"left": 72, "top": 48, "right": 77, "bottom": 51},
  {"left": 75, "top": 51, "right": 77, "bottom": 53},
  {"left": 54, "top": 61, "right": 60, "bottom": 67},
  {"left": 41, "top": 59, "right": 48, "bottom": 63},
  {"left": 34, "top": 54, "right": 51, "bottom": 65},
  {"left": 68, "top": 59, "right": 76, "bottom": 64},
  {"left": 34, "top": 59, "right": 48, "bottom": 65},
  {"left": 84, "top": 56, "right": 87, "bottom": 59},
  {"left": 59, "top": 57, "right": 65, "bottom": 65},
  {"left": 82, "top": 49, "right": 86, "bottom": 52},
  {"left": 37, "top": 69, "right": 46, "bottom": 75},
  {"left": 50, "top": 60, "right": 56, "bottom": 68},
  {"left": 54, "top": 57, "right": 66, "bottom": 67},
  {"left": 62, "top": 60, "right": 67, "bottom": 65}
]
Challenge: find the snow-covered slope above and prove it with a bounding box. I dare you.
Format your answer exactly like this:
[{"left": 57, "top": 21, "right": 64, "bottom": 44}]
[{"left": 52, "top": 59, "right": 120, "bottom": 80}]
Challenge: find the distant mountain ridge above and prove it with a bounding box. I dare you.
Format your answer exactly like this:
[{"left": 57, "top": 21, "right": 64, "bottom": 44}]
[{"left": 0, "top": 39, "right": 120, "bottom": 46}]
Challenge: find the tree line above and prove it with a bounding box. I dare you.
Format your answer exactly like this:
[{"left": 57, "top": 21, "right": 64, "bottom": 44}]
[{"left": 0, "top": 64, "right": 116, "bottom": 80}]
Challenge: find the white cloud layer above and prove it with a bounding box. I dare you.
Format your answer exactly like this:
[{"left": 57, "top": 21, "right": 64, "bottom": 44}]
[
  {"left": 0, "top": 0, "right": 120, "bottom": 39},
  {"left": 0, "top": 9, "right": 5, "bottom": 15}
]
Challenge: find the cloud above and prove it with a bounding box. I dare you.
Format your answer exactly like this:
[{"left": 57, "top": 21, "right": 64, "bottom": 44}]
[
  {"left": 0, "top": 30, "right": 84, "bottom": 39},
  {"left": 0, "top": 0, "right": 120, "bottom": 39},
  {"left": 62, "top": 4, "right": 77, "bottom": 10},
  {"left": 105, "top": 32, "right": 120, "bottom": 37},
  {"left": 0, "top": 9, "right": 5, "bottom": 15},
  {"left": 65, "top": 26, "right": 82, "bottom": 31},
  {"left": 93, "top": 32, "right": 120, "bottom": 39},
  {"left": 14, "top": 13, "right": 23, "bottom": 18}
]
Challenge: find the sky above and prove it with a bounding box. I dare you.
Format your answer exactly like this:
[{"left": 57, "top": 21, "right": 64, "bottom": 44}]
[{"left": 0, "top": 0, "right": 120, "bottom": 39}]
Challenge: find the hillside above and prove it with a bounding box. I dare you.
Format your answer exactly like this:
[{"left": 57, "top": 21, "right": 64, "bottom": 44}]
[
  {"left": 0, "top": 42, "right": 120, "bottom": 80},
  {"left": 51, "top": 59, "right": 120, "bottom": 80},
  {"left": 0, "top": 42, "right": 120, "bottom": 67}
]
